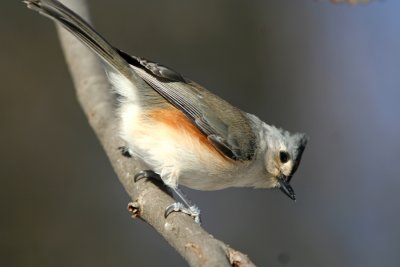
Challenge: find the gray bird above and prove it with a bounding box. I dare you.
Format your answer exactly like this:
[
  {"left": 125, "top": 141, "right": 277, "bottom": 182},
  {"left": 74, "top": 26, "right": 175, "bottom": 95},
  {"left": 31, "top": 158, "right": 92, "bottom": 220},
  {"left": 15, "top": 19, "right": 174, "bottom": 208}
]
[{"left": 25, "top": 0, "right": 308, "bottom": 223}]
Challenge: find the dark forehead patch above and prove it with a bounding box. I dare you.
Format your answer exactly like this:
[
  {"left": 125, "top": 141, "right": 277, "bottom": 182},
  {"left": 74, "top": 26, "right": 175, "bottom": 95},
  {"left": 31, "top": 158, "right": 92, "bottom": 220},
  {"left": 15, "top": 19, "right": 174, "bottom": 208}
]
[{"left": 290, "top": 136, "right": 308, "bottom": 176}]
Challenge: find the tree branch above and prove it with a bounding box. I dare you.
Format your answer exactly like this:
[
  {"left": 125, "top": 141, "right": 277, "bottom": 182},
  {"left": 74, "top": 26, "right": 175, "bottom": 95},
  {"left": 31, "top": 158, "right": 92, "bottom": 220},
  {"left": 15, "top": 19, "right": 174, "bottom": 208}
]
[{"left": 55, "top": 0, "right": 255, "bottom": 266}]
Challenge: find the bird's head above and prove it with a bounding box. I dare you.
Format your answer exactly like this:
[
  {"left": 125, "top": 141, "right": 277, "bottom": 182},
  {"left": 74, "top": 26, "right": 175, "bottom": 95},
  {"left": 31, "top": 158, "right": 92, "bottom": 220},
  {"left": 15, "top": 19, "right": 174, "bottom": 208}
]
[{"left": 262, "top": 126, "right": 309, "bottom": 200}]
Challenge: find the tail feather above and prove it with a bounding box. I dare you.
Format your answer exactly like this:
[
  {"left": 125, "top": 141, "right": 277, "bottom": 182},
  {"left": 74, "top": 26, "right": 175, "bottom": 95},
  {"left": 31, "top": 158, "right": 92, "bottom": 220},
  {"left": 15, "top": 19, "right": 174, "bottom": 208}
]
[{"left": 24, "top": 0, "right": 131, "bottom": 77}]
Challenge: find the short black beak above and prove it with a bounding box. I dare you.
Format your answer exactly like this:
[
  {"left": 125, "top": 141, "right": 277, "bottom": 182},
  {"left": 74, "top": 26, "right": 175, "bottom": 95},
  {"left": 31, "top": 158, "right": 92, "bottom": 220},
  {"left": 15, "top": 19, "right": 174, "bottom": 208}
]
[{"left": 278, "top": 179, "right": 296, "bottom": 201}]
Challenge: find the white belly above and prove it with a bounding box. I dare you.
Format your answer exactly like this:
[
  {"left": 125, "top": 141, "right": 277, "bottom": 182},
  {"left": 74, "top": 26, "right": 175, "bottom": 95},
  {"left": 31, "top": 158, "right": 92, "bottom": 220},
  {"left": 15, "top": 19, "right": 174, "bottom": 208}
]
[{"left": 119, "top": 103, "right": 238, "bottom": 190}]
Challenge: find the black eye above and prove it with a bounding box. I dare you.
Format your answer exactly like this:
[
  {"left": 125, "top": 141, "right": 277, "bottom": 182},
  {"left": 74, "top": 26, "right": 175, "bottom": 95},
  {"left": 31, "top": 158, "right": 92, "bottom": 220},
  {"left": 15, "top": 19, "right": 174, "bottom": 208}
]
[{"left": 279, "top": 151, "right": 290, "bottom": 163}]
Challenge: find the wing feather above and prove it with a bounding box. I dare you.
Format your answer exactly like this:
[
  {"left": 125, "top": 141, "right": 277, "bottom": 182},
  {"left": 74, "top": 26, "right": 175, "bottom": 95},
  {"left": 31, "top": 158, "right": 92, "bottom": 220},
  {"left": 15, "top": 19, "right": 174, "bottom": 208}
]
[{"left": 117, "top": 50, "right": 256, "bottom": 160}]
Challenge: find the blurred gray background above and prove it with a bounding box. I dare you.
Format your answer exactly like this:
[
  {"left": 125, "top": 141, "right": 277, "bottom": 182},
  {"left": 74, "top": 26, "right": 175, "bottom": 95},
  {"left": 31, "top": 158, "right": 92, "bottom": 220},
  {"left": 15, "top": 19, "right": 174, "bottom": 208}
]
[{"left": 1, "top": 0, "right": 399, "bottom": 266}]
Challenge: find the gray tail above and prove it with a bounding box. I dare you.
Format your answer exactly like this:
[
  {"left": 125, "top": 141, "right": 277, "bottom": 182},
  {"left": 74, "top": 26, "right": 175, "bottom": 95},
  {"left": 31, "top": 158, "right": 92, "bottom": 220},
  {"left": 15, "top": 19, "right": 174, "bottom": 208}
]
[{"left": 24, "top": 0, "right": 131, "bottom": 77}]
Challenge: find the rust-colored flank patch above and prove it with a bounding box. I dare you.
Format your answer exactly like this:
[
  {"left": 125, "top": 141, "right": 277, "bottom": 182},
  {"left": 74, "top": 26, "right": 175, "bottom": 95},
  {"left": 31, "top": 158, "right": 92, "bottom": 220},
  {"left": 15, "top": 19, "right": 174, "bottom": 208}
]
[{"left": 146, "top": 107, "right": 225, "bottom": 158}]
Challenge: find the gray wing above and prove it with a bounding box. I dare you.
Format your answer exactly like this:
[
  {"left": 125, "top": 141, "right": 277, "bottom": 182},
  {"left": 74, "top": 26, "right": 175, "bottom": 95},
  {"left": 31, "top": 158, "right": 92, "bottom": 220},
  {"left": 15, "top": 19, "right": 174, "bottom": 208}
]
[
  {"left": 24, "top": 0, "right": 256, "bottom": 160},
  {"left": 117, "top": 50, "right": 257, "bottom": 160}
]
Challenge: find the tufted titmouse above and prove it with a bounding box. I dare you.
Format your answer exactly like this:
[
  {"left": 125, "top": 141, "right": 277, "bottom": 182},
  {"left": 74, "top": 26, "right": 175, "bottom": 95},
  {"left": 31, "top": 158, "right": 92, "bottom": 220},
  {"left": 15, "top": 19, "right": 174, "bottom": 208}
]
[{"left": 25, "top": 0, "right": 308, "bottom": 223}]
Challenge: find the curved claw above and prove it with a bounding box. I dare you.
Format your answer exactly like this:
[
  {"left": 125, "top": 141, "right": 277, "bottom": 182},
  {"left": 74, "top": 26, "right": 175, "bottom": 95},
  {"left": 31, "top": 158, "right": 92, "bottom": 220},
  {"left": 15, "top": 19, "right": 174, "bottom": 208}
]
[
  {"left": 165, "top": 202, "right": 201, "bottom": 224},
  {"left": 118, "top": 146, "right": 133, "bottom": 158},
  {"left": 165, "top": 202, "right": 184, "bottom": 217},
  {"left": 134, "top": 170, "right": 160, "bottom": 182}
]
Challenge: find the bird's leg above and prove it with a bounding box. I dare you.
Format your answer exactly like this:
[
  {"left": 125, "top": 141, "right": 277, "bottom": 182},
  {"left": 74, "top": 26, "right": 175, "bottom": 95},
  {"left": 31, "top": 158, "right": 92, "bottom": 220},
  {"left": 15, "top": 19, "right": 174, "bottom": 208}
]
[
  {"left": 134, "top": 170, "right": 201, "bottom": 223},
  {"left": 165, "top": 187, "right": 201, "bottom": 224}
]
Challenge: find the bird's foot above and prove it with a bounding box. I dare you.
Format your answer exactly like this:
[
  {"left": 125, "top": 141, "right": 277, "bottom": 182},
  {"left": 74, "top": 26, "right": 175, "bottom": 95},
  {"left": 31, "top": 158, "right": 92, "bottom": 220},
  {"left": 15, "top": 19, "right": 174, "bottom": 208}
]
[
  {"left": 165, "top": 202, "right": 201, "bottom": 224},
  {"left": 134, "top": 170, "right": 163, "bottom": 183},
  {"left": 118, "top": 146, "right": 133, "bottom": 158},
  {"left": 134, "top": 170, "right": 201, "bottom": 224}
]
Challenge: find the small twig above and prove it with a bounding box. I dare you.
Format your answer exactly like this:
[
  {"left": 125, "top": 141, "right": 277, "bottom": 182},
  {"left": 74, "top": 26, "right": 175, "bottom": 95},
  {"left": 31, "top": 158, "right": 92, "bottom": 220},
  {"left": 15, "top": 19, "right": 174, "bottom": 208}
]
[{"left": 54, "top": 0, "right": 256, "bottom": 266}]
